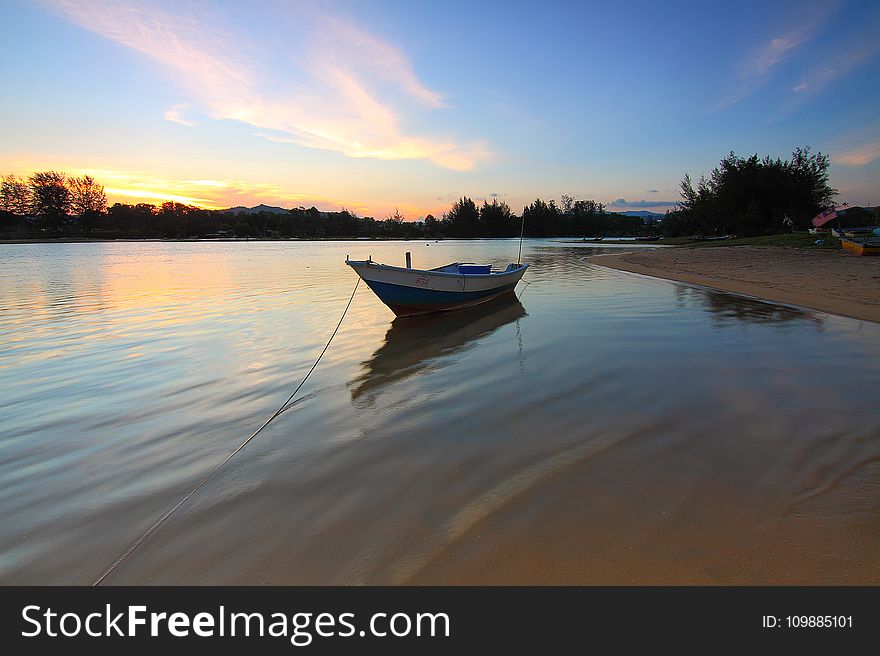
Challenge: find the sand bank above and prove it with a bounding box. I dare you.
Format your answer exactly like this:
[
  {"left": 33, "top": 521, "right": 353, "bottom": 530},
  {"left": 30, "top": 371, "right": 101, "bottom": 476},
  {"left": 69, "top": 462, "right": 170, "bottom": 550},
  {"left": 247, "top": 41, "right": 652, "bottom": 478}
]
[{"left": 592, "top": 246, "right": 880, "bottom": 323}]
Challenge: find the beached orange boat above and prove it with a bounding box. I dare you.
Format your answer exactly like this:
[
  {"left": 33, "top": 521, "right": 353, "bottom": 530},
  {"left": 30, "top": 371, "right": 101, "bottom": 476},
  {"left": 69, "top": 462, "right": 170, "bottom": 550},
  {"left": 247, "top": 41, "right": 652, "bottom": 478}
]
[{"left": 841, "top": 237, "right": 880, "bottom": 256}]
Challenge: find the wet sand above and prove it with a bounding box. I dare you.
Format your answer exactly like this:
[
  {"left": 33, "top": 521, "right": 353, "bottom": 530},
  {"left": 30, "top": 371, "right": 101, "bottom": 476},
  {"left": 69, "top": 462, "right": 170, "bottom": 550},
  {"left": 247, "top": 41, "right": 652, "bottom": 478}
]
[{"left": 592, "top": 246, "right": 880, "bottom": 323}]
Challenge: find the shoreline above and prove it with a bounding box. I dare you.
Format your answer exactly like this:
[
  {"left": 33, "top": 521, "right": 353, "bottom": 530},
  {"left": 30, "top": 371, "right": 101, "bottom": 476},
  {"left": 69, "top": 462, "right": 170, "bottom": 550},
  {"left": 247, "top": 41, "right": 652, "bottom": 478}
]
[{"left": 591, "top": 246, "right": 880, "bottom": 323}]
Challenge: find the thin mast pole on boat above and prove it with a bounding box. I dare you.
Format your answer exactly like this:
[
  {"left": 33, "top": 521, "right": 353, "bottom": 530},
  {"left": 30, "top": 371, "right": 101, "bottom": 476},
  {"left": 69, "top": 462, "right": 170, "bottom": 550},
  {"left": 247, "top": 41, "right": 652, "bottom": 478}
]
[{"left": 517, "top": 213, "right": 525, "bottom": 265}]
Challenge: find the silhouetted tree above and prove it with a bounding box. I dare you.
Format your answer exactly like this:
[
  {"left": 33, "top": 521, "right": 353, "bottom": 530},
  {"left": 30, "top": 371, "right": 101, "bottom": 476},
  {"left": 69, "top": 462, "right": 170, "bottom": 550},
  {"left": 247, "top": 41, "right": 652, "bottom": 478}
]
[
  {"left": 69, "top": 175, "right": 107, "bottom": 235},
  {"left": 569, "top": 199, "right": 602, "bottom": 236},
  {"left": 479, "top": 199, "right": 514, "bottom": 237},
  {"left": 29, "top": 171, "right": 70, "bottom": 232},
  {"left": 69, "top": 175, "right": 107, "bottom": 216},
  {"left": 522, "top": 198, "right": 559, "bottom": 236},
  {"left": 560, "top": 194, "right": 574, "bottom": 214},
  {"left": 667, "top": 146, "right": 837, "bottom": 236},
  {"left": 424, "top": 213, "right": 440, "bottom": 237},
  {"left": 335, "top": 208, "right": 360, "bottom": 236},
  {"left": 443, "top": 197, "right": 480, "bottom": 237},
  {"left": 384, "top": 208, "right": 406, "bottom": 238},
  {"left": 1, "top": 174, "right": 32, "bottom": 215},
  {"left": 108, "top": 202, "right": 157, "bottom": 236}
]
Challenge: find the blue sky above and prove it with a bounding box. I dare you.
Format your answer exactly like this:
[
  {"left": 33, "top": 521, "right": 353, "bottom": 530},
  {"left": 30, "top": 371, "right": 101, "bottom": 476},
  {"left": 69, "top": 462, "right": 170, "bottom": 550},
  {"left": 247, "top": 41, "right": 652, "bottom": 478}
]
[{"left": 1, "top": 0, "right": 878, "bottom": 216}]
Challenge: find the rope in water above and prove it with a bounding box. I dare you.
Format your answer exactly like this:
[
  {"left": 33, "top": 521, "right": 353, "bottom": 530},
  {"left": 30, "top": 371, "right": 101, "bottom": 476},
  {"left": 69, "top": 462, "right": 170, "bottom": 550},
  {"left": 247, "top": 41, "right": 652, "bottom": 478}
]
[{"left": 93, "top": 277, "right": 360, "bottom": 586}]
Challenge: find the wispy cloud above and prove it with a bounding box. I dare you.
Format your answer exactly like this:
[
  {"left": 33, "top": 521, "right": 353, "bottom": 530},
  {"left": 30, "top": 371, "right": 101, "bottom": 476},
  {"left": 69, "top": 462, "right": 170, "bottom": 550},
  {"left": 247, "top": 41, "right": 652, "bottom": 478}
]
[
  {"left": 791, "top": 41, "right": 880, "bottom": 97},
  {"left": 714, "top": 7, "right": 831, "bottom": 111},
  {"left": 746, "top": 35, "right": 807, "bottom": 77},
  {"left": 836, "top": 142, "right": 880, "bottom": 167},
  {"left": 311, "top": 14, "right": 446, "bottom": 111},
  {"left": 164, "top": 103, "right": 197, "bottom": 127},
  {"left": 42, "top": 0, "right": 484, "bottom": 170}
]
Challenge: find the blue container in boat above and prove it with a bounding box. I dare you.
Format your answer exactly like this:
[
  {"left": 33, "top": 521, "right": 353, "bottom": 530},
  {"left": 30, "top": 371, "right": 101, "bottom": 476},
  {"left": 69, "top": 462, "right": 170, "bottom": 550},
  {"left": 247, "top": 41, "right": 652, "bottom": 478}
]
[{"left": 458, "top": 264, "right": 492, "bottom": 274}]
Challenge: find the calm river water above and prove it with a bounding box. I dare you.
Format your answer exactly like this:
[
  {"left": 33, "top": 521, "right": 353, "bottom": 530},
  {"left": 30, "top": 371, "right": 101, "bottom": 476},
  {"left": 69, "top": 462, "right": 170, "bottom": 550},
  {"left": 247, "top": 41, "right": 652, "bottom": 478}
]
[{"left": 1, "top": 239, "right": 879, "bottom": 584}]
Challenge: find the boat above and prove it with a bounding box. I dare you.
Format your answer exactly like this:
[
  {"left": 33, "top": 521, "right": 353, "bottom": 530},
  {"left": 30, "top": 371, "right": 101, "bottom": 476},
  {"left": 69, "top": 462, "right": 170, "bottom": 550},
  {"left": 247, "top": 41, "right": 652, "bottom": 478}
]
[
  {"left": 840, "top": 237, "right": 880, "bottom": 256},
  {"left": 581, "top": 237, "right": 604, "bottom": 242},
  {"left": 346, "top": 254, "right": 529, "bottom": 317},
  {"left": 843, "top": 226, "right": 880, "bottom": 238},
  {"left": 634, "top": 235, "right": 660, "bottom": 241}
]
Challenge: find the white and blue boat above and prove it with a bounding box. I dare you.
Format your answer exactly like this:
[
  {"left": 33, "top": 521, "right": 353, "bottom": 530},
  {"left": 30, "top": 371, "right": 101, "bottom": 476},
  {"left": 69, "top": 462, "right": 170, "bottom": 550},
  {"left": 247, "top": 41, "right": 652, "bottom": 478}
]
[{"left": 346, "top": 254, "right": 528, "bottom": 317}]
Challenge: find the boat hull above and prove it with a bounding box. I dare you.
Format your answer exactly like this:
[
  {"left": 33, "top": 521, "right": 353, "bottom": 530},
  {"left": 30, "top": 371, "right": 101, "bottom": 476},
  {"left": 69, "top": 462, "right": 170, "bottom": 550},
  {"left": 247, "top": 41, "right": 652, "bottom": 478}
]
[
  {"left": 347, "top": 260, "right": 528, "bottom": 317},
  {"left": 364, "top": 279, "right": 519, "bottom": 316},
  {"left": 841, "top": 238, "right": 880, "bottom": 256}
]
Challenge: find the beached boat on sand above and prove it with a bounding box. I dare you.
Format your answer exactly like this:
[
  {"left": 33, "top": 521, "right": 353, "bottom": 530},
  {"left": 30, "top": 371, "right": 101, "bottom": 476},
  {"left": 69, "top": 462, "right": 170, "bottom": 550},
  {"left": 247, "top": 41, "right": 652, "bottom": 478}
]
[
  {"left": 346, "top": 255, "right": 528, "bottom": 317},
  {"left": 841, "top": 237, "right": 880, "bottom": 256},
  {"left": 843, "top": 226, "right": 880, "bottom": 238}
]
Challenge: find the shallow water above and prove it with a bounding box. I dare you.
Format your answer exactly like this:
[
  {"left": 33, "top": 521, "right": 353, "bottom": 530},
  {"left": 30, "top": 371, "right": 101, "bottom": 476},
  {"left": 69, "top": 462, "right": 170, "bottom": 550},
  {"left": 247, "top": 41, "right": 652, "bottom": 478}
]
[{"left": 1, "top": 239, "right": 879, "bottom": 584}]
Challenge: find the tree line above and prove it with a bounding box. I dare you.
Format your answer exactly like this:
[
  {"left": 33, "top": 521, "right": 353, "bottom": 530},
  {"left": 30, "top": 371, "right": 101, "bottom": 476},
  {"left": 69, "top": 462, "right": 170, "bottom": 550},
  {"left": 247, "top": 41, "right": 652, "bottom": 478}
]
[
  {"left": 663, "top": 146, "right": 843, "bottom": 237},
  {"left": 1, "top": 171, "right": 108, "bottom": 235},
  {"left": 429, "top": 197, "right": 643, "bottom": 238},
  {"left": 1, "top": 171, "right": 647, "bottom": 239},
  {"left": 4, "top": 147, "right": 859, "bottom": 241}
]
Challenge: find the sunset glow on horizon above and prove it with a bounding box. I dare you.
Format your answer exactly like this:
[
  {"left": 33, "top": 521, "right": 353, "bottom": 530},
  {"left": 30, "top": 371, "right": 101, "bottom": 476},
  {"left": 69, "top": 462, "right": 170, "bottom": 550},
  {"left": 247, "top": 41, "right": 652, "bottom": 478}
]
[{"left": 2, "top": 0, "right": 879, "bottom": 218}]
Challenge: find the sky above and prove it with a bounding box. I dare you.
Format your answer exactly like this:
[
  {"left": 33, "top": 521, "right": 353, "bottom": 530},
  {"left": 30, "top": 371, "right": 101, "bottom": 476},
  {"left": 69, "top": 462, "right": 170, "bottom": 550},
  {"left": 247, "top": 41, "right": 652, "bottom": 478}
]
[{"left": 1, "top": 0, "right": 878, "bottom": 218}]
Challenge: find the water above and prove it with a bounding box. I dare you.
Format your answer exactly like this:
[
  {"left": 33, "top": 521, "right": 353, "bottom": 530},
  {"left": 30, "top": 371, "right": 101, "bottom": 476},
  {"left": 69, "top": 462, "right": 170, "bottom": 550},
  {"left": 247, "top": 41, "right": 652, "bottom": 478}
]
[{"left": 1, "top": 239, "right": 879, "bottom": 584}]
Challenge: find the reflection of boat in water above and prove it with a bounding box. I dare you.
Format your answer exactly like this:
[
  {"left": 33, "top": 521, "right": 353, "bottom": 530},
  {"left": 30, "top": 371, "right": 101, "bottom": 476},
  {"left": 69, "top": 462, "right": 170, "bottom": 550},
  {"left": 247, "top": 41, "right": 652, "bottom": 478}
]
[
  {"left": 349, "top": 294, "right": 527, "bottom": 402},
  {"left": 673, "top": 284, "right": 824, "bottom": 328},
  {"left": 346, "top": 255, "right": 528, "bottom": 317}
]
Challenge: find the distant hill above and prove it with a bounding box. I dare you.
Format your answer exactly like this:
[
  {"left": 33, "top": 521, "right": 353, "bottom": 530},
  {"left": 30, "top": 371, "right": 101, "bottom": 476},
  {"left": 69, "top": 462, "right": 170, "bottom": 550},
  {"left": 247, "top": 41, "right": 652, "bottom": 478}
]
[
  {"left": 221, "top": 204, "right": 289, "bottom": 214},
  {"left": 618, "top": 210, "right": 667, "bottom": 221}
]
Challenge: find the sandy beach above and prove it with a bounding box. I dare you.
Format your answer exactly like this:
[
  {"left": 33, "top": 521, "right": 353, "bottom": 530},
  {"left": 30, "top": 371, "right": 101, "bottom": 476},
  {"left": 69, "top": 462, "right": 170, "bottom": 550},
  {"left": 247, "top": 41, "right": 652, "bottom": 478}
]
[{"left": 592, "top": 246, "right": 880, "bottom": 323}]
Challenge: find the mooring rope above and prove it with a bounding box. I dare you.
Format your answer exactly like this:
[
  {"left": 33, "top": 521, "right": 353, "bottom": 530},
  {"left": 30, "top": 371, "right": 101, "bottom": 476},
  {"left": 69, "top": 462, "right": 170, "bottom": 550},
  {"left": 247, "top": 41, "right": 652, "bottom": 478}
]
[{"left": 93, "top": 278, "right": 360, "bottom": 586}]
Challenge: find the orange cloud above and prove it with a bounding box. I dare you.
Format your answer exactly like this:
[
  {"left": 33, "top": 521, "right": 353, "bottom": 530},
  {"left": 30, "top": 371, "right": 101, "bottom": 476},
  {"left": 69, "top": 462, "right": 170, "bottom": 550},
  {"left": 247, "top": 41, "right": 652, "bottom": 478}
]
[
  {"left": 836, "top": 142, "right": 880, "bottom": 167},
  {"left": 0, "top": 147, "right": 459, "bottom": 216},
  {"left": 94, "top": 170, "right": 367, "bottom": 211}
]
